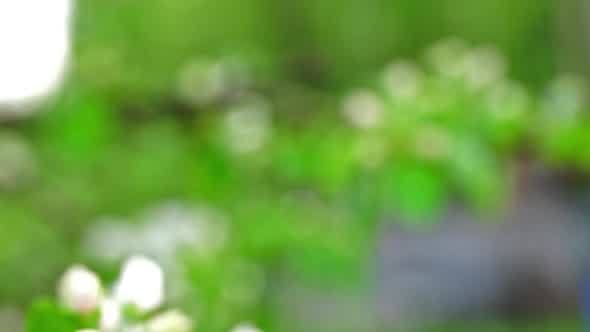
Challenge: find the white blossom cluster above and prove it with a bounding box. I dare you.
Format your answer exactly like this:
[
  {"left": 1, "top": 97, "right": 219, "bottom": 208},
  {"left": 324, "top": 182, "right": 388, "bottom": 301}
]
[
  {"left": 58, "top": 256, "right": 261, "bottom": 332},
  {"left": 59, "top": 255, "right": 175, "bottom": 332},
  {"left": 340, "top": 38, "right": 529, "bottom": 167},
  {"left": 83, "top": 202, "right": 229, "bottom": 303},
  {"left": 84, "top": 202, "right": 228, "bottom": 263}
]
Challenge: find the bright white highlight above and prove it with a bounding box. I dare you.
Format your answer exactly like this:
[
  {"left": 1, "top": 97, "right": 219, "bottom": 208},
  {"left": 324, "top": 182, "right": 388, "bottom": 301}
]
[
  {"left": 58, "top": 265, "right": 103, "bottom": 314},
  {"left": 0, "top": 0, "right": 71, "bottom": 106},
  {"left": 113, "top": 255, "right": 165, "bottom": 312},
  {"left": 100, "top": 298, "right": 122, "bottom": 332},
  {"left": 146, "top": 310, "right": 193, "bottom": 332},
  {"left": 230, "top": 322, "right": 263, "bottom": 332}
]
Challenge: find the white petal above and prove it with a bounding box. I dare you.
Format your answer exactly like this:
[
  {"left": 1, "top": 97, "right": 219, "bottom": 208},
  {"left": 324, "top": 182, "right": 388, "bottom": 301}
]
[
  {"left": 0, "top": 0, "right": 71, "bottom": 107},
  {"left": 230, "top": 322, "right": 262, "bottom": 332},
  {"left": 100, "top": 298, "right": 122, "bottom": 332},
  {"left": 146, "top": 309, "right": 192, "bottom": 332},
  {"left": 342, "top": 90, "right": 384, "bottom": 130},
  {"left": 58, "top": 265, "right": 102, "bottom": 313},
  {"left": 114, "top": 256, "right": 164, "bottom": 312}
]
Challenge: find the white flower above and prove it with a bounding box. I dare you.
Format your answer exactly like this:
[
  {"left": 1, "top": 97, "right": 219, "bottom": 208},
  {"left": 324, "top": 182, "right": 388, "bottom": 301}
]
[
  {"left": 177, "top": 56, "right": 251, "bottom": 106},
  {"left": 383, "top": 61, "right": 422, "bottom": 100},
  {"left": 224, "top": 96, "right": 272, "bottom": 154},
  {"left": 342, "top": 90, "right": 384, "bottom": 130},
  {"left": 0, "top": 0, "right": 71, "bottom": 110},
  {"left": 177, "top": 59, "right": 227, "bottom": 106},
  {"left": 84, "top": 203, "right": 228, "bottom": 303},
  {"left": 100, "top": 298, "right": 122, "bottom": 332},
  {"left": 461, "top": 47, "right": 506, "bottom": 90},
  {"left": 146, "top": 310, "right": 192, "bottom": 332},
  {"left": 425, "top": 38, "right": 468, "bottom": 78},
  {"left": 58, "top": 265, "right": 103, "bottom": 314},
  {"left": 76, "top": 330, "right": 99, "bottom": 332},
  {"left": 113, "top": 256, "right": 164, "bottom": 312},
  {"left": 230, "top": 322, "right": 262, "bottom": 332}
]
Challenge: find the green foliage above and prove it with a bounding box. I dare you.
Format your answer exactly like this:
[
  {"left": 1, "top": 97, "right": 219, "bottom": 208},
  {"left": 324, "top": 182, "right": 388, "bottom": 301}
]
[
  {"left": 38, "top": 88, "right": 118, "bottom": 165},
  {"left": 26, "top": 299, "right": 87, "bottom": 332},
  {"left": 3, "top": 1, "right": 586, "bottom": 330},
  {"left": 72, "top": 0, "right": 554, "bottom": 97}
]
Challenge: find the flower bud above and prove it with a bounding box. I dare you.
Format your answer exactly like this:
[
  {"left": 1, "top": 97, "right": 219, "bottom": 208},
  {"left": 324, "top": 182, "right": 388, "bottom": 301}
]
[
  {"left": 58, "top": 265, "right": 102, "bottom": 313},
  {"left": 114, "top": 255, "right": 164, "bottom": 312},
  {"left": 342, "top": 90, "right": 384, "bottom": 130}
]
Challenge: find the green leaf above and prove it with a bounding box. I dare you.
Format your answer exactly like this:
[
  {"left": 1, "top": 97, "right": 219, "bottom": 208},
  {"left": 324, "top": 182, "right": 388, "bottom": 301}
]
[
  {"left": 40, "top": 88, "right": 117, "bottom": 165},
  {"left": 26, "top": 299, "right": 81, "bottom": 332},
  {"left": 383, "top": 162, "right": 447, "bottom": 222}
]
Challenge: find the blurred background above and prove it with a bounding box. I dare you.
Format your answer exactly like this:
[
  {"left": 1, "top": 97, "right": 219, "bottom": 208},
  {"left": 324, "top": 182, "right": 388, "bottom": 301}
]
[{"left": 2, "top": 0, "right": 590, "bottom": 331}]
